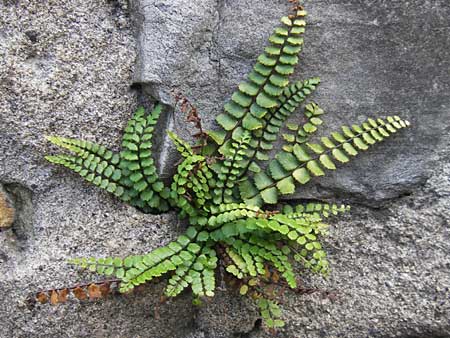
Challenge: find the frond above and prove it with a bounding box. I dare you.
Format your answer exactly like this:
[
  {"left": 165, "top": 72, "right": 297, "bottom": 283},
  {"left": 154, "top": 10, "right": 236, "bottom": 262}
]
[
  {"left": 45, "top": 137, "right": 124, "bottom": 198},
  {"left": 247, "top": 78, "right": 321, "bottom": 167},
  {"left": 282, "top": 202, "right": 350, "bottom": 218},
  {"left": 258, "top": 298, "right": 285, "bottom": 328},
  {"left": 165, "top": 245, "right": 217, "bottom": 298},
  {"left": 211, "top": 131, "right": 252, "bottom": 204},
  {"left": 225, "top": 235, "right": 297, "bottom": 288},
  {"left": 240, "top": 115, "right": 410, "bottom": 205},
  {"left": 45, "top": 136, "right": 119, "bottom": 163},
  {"left": 119, "top": 104, "right": 170, "bottom": 213},
  {"left": 206, "top": 203, "right": 261, "bottom": 229},
  {"left": 167, "top": 130, "right": 194, "bottom": 158},
  {"left": 45, "top": 153, "right": 124, "bottom": 198},
  {"left": 169, "top": 154, "right": 211, "bottom": 225},
  {"left": 215, "top": 8, "right": 308, "bottom": 143},
  {"left": 69, "top": 226, "right": 201, "bottom": 293},
  {"left": 281, "top": 101, "right": 325, "bottom": 151}
]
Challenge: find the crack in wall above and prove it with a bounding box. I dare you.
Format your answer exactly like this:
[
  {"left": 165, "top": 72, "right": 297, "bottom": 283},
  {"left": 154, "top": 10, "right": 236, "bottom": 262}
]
[
  {"left": 0, "top": 182, "right": 34, "bottom": 249},
  {"left": 212, "top": 0, "right": 225, "bottom": 100}
]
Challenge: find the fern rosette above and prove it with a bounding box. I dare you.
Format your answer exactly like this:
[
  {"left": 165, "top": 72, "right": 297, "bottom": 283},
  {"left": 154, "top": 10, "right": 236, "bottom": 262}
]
[{"left": 43, "top": 1, "right": 410, "bottom": 329}]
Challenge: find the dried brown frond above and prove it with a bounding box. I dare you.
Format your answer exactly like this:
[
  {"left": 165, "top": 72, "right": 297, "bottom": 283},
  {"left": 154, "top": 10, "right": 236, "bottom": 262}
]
[
  {"left": 172, "top": 91, "right": 208, "bottom": 151},
  {"left": 32, "top": 279, "right": 120, "bottom": 305}
]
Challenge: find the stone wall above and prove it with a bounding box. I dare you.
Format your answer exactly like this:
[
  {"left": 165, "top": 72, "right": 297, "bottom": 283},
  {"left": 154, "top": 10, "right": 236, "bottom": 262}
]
[{"left": 0, "top": 0, "right": 449, "bottom": 337}]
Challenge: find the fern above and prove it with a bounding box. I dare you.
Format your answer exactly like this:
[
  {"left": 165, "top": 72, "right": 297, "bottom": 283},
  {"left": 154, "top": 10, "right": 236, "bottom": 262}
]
[
  {"left": 46, "top": 103, "right": 170, "bottom": 213},
  {"left": 240, "top": 115, "right": 409, "bottom": 206},
  {"left": 41, "top": 1, "right": 411, "bottom": 331}
]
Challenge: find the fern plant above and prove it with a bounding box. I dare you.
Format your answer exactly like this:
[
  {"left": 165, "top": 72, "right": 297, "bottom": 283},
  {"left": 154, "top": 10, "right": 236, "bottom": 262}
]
[{"left": 42, "top": 2, "right": 410, "bottom": 329}]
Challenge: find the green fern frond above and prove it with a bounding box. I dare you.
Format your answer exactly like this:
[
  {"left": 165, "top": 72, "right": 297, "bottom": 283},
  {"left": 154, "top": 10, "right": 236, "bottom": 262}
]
[
  {"left": 169, "top": 153, "right": 211, "bottom": 225},
  {"left": 281, "top": 101, "right": 325, "bottom": 151},
  {"left": 119, "top": 104, "right": 170, "bottom": 213},
  {"left": 258, "top": 298, "right": 285, "bottom": 328},
  {"left": 226, "top": 235, "right": 297, "bottom": 288},
  {"left": 165, "top": 245, "right": 217, "bottom": 297},
  {"left": 45, "top": 154, "right": 125, "bottom": 197},
  {"left": 45, "top": 137, "right": 125, "bottom": 197},
  {"left": 215, "top": 8, "right": 308, "bottom": 141},
  {"left": 45, "top": 136, "right": 120, "bottom": 163},
  {"left": 45, "top": 105, "right": 170, "bottom": 213},
  {"left": 211, "top": 131, "right": 252, "bottom": 204},
  {"left": 241, "top": 115, "right": 410, "bottom": 205},
  {"left": 282, "top": 202, "right": 350, "bottom": 218},
  {"left": 207, "top": 209, "right": 258, "bottom": 230},
  {"left": 69, "top": 226, "right": 200, "bottom": 293},
  {"left": 167, "top": 130, "right": 194, "bottom": 158},
  {"left": 167, "top": 131, "right": 216, "bottom": 224},
  {"left": 248, "top": 78, "right": 321, "bottom": 166}
]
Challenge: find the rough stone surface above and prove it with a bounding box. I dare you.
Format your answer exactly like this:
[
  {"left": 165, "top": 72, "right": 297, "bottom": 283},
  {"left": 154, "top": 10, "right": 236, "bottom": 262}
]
[
  {"left": 0, "top": 184, "right": 15, "bottom": 229},
  {"left": 0, "top": 182, "right": 33, "bottom": 245},
  {"left": 135, "top": 0, "right": 449, "bottom": 207},
  {"left": 0, "top": 1, "right": 449, "bottom": 338},
  {"left": 0, "top": 1, "right": 194, "bottom": 338}
]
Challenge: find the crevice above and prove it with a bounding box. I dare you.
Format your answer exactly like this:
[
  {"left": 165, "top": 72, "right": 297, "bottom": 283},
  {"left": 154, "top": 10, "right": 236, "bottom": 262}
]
[
  {"left": 130, "top": 81, "right": 180, "bottom": 183},
  {"left": 234, "top": 318, "right": 262, "bottom": 338},
  {"left": 312, "top": 175, "right": 427, "bottom": 210},
  {"left": 141, "top": 82, "right": 179, "bottom": 181},
  {"left": 0, "top": 182, "right": 34, "bottom": 247},
  {"left": 212, "top": 0, "right": 225, "bottom": 97}
]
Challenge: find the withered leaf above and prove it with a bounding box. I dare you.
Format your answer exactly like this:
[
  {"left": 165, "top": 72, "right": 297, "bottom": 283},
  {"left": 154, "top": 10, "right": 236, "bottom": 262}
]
[
  {"left": 50, "top": 290, "right": 59, "bottom": 305},
  {"left": 99, "top": 283, "right": 110, "bottom": 297},
  {"left": 58, "top": 288, "right": 69, "bottom": 303},
  {"left": 250, "top": 291, "right": 260, "bottom": 300},
  {"left": 87, "top": 283, "right": 102, "bottom": 299},
  {"left": 271, "top": 271, "right": 280, "bottom": 283},
  {"left": 36, "top": 292, "right": 48, "bottom": 304},
  {"left": 73, "top": 287, "right": 87, "bottom": 300},
  {"left": 264, "top": 285, "right": 275, "bottom": 297}
]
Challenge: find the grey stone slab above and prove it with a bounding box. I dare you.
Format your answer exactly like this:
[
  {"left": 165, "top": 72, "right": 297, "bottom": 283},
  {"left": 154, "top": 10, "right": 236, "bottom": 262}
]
[{"left": 134, "top": 0, "right": 450, "bottom": 206}]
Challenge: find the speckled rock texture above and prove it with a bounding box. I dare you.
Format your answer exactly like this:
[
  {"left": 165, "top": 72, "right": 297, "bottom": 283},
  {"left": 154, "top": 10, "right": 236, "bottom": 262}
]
[
  {"left": 0, "top": 184, "right": 15, "bottom": 229},
  {"left": 0, "top": 1, "right": 195, "bottom": 337},
  {"left": 1, "top": 0, "right": 449, "bottom": 338}
]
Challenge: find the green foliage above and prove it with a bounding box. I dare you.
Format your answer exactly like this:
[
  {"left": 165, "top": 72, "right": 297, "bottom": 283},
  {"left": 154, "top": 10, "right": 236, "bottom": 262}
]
[
  {"left": 239, "top": 115, "right": 410, "bottom": 206},
  {"left": 46, "top": 104, "right": 170, "bottom": 213},
  {"left": 45, "top": 2, "right": 410, "bottom": 330},
  {"left": 258, "top": 298, "right": 285, "bottom": 328}
]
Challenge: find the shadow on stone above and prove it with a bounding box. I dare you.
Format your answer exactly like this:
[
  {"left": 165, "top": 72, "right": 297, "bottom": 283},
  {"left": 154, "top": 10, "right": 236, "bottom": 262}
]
[
  {"left": 1, "top": 182, "right": 34, "bottom": 245},
  {"left": 132, "top": 81, "right": 181, "bottom": 184}
]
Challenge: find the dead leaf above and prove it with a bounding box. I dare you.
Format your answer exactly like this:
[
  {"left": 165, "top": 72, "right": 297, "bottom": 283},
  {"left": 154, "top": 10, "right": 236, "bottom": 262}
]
[
  {"left": 0, "top": 191, "right": 15, "bottom": 229},
  {"left": 58, "top": 289, "right": 69, "bottom": 303},
  {"left": 271, "top": 271, "right": 280, "bottom": 283},
  {"left": 99, "top": 283, "right": 110, "bottom": 297},
  {"left": 264, "top": 285, "right": 275, "bottom": 297},
  {"left": 73, "top": 287, "right": 87, "bottom": 300},
  {"left": 251, "top": 291, "right": 261, "bottom": 300},
  {"left": 87, "top": 284, "right": 102, "bottom": 299},
  {"left": 50, "top": 290, "right": 59, "bottom": 305},
  {"left": 36, "top": 292, "right": 48, "bottom": 304}
]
